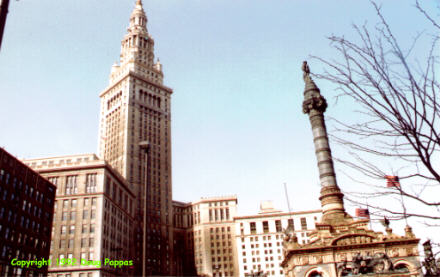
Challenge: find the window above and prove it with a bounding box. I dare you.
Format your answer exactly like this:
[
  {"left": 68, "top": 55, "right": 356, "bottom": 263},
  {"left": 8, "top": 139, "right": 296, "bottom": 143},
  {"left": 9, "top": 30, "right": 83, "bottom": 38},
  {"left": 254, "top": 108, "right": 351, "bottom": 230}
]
[
  {"left": 90, "top": 224, "right": 95, "bottom": 233},
  {"left": 71, "top": 199, "right": 77, "bottom": 207},
  {"left": 288, "top": 218, "right": 294, "bottom": 230},
  {"left": 250, "top": 222, "right": 256, "bottom": 234},
  {"left": 84, "top": 198, "right": 89, "bottom": 206},
  {"left": 69, "top": 225, "right": 75, "bottom": 234},
  {"left": 61, "top": 225, "right": 66, "bottom": 234},
  {"left": 275, "top": 220, "right": 282, "bottom": 232},
  {"left": 394, "top": 264, "right": 410, "bottom": 273},
  {"left": 89, "top": 238, "right": 94, "bottom": 247},
  {"left": 62, "top": 212, "right": 68, "bottom": 221},
  {"left": 65, "top": 176, "right": 78, "bottom": 194},
  {"left": 70, "top": 211, "right": 76, "bottom": 221},
  {"left": 86, "top": 174, "right": 97, "bottom": 193},
  {"left": 300, "top": 217, "right": 307, "bottom": 230},
  {"left": 48, "top": 177, "right": 58, "bottom": 185},
  {"left": 309, "top": 271, "right": 323, "bottom": 277},
  {"left": 263, "top": 221, "right": 269, "bottom": 233},
  {"left": 81, "top": 238, "right": 87, "bottom": 247},
  {"left": 63, "top": 200, "right": 68, "bottom": 208},
  {"left": 91, "top": 210, "right": 96, "bottom": 219},
  {"left": 68, "top": 239, "right": 73, "bottom": 248},
  {"left": 83, "top": 210, "right": 88, "bottom": 220},
  {"left": 92, "top": 198, "right": 97, "bottom": 206},
  {"left": 82, "top": 225, "right": 88, "bottom": 234}
]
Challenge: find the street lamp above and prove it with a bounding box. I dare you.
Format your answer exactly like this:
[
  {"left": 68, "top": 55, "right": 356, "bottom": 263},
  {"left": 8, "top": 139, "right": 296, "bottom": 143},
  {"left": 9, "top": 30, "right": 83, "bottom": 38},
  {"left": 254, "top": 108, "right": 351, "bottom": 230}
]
[
  {"left": 139, "top": 140, "right": 150, "bottom": 277},
  {"left": 0, "top": 0, "right": 11, "bottom": 51}
]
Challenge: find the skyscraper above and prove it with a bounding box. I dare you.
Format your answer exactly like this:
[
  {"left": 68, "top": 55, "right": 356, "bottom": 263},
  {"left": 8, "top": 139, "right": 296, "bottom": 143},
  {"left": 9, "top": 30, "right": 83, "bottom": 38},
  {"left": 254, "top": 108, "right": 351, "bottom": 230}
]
[{"left": 98, "top": 0, "right": 173, "bottom": 274}]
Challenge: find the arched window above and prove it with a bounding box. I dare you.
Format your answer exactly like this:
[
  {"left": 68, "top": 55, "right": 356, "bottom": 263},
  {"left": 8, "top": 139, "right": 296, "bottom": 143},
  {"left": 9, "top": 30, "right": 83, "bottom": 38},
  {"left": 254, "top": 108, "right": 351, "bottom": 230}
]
[
  {"left": 308, "top": 271, "right": 323, "bottom": 277},
  {"left": 394, "top": 263, "right": 410, "bottom": 273}
]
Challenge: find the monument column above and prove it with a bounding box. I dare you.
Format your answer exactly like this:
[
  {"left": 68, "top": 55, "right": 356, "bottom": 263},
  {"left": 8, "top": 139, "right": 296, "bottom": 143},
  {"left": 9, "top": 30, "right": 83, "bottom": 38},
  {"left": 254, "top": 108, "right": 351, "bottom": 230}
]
[{"left": 301, "top": 61, "right": 346, "bottom": 223}]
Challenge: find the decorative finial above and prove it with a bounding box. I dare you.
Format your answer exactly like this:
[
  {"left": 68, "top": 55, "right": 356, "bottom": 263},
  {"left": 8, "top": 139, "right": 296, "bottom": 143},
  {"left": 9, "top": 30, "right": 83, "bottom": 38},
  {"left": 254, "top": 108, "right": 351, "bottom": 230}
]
[
  {"left": 302, "top": 61, "right": 310, "bottom": 81},
  {"left": 136, "top": 0, "right": 142, "bottom": 5}
]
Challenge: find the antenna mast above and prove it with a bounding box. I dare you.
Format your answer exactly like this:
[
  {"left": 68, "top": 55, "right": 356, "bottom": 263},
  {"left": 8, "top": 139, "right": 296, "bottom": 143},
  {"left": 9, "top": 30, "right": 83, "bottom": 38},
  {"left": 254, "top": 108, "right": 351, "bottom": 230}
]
[{"left": 284, "top": 182, "right": 292, "bottom": 214}]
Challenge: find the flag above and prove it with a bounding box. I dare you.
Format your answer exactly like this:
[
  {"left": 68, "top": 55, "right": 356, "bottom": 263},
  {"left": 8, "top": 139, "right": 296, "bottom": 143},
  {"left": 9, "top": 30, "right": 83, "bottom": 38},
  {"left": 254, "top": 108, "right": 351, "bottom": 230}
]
[
  {"left": 385, "top": 175, "right": 400, "bottom": 188},
  {"left": 355, "top": 208, "right": 370, "bottom": 218}
]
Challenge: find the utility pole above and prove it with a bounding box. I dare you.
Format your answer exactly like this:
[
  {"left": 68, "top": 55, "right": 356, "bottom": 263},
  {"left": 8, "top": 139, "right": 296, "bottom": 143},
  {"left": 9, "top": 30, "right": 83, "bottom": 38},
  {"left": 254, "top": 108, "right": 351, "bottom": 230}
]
[{"left": 0, "top": 0, "right": 10, "bottom": 51}]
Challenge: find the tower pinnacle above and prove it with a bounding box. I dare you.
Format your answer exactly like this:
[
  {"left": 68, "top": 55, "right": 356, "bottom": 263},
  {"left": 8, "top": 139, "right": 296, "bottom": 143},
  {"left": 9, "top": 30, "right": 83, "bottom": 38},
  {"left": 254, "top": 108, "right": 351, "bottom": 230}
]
[
  {"left": 129, "top": 0, "right": 147, "bottom": 31},
  {"left": 113, "top": 0, "right": 163, "bottom": 84},
  {"left": 301, "top": 61, "right": 347, "bottom": 223}
]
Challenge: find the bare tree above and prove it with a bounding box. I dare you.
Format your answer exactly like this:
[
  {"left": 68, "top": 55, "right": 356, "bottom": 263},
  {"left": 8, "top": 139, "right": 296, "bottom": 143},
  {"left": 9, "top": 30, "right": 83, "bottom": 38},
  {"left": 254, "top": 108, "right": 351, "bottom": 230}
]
[{"left": 312, "top": 1, "right": 440, "bottom": 222}]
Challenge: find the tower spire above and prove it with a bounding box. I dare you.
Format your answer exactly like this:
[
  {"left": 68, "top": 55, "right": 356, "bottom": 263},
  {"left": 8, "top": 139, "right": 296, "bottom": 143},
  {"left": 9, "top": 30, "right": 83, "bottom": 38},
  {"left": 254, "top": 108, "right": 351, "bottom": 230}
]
[
  {"left": 111, "top": 0, "right": 163, "bottom": 84},
  {"left": 301, "top": 61, "right": 347, "bottom": 223},
  {"left": 129, "top": 0, "right": 147, "bottom": 31}
]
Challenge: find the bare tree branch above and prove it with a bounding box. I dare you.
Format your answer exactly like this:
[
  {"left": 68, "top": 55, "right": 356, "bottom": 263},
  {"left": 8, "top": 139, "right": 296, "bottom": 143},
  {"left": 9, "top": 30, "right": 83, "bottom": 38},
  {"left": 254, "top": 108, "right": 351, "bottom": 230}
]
[{"left": 313, "top": 0, "right": 440, "bottom": 223}]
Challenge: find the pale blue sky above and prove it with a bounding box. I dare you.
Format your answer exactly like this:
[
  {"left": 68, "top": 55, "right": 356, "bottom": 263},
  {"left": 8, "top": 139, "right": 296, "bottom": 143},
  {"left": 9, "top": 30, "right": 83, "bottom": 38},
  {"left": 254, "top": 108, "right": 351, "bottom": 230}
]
[{"left": 0, "top": 0, "right": 438, "bottom": 237}]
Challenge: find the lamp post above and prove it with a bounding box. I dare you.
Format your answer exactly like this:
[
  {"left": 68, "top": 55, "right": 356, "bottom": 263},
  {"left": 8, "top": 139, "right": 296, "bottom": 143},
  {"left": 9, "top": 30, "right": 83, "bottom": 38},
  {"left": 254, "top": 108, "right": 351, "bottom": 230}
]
[
  {"left": 0, "top": 0, "right": 10, "bottom": 51},
  {"left": 139, "top": 140, "right": 150, "bottom": 277}
]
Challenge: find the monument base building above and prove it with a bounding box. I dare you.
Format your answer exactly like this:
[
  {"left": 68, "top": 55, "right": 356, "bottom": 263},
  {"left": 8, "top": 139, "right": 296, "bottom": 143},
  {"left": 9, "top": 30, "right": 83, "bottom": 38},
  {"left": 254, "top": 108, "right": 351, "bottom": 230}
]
[
  {"left": 282, "top": 217, "right": 421, "bottom": 277},
  {"left": 281, "top": 62, "right": 421, "bottom": 277}
]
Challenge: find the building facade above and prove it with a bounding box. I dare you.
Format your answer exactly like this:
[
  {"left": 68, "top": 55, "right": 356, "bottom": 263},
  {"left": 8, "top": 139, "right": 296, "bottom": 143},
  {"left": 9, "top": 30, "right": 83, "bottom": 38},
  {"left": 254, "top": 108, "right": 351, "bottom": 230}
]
[
  {"left": 23, "top": 154, "right": 135, "bottom": 277},
  {"left": 235, "top": 202, "right": 321, "bottom": 277},
  {"left": 173, "top": 196, "right": 239, "bottom": 277},
  {"left": 172, "top": 200, "right": 196, "bottom": 276},
  {"left": 97, "top": 1, "right": 174, "bottom": 274},
  {"left": 0, "top": 147, "right": 56, "bottom": 276},
  {"left": 172, "top": 197, "right": 323, "bottom": 277}
]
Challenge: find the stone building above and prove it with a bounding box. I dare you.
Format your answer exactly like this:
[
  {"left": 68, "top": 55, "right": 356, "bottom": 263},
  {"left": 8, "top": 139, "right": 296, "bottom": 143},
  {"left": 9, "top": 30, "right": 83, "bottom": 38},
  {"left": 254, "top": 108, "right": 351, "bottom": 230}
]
[
  {"left": 280, "top": 63, "right": 421, "bottom": 277},
  {"left": 173, "top": 196, "right": 239, "bottom": 277},
  {"left": 97, "top": 0, "right": 174, "bottom": 274},
  {"left": 23, "top": 154, "right": 135, "bottom": 277},
  {"left": 0, "top": 147, "right": 56, "bottom": 276},
  {"left": 235, "top": 202, "right": 321, "bottom": 277},
  {"left": 172, "top": 197, "right": 323, "bottom": 277}
]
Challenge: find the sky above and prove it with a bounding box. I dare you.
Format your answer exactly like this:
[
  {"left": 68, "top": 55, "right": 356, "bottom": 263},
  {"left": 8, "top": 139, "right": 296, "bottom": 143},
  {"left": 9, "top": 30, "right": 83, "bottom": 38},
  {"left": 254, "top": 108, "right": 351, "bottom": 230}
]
[{"left": 0, "top": 0, "right": 438, "bottom": 240}]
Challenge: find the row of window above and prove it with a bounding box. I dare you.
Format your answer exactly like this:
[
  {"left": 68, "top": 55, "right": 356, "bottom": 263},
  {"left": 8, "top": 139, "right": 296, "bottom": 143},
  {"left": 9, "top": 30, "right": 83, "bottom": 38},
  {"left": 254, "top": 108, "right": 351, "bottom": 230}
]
[
  {"left": 55, "top": 273, "right": 93, "bottom": 277},
  {"left": 1, "top": 224, "right": 47, "bottom": 249},
  {"left": 59, "top": 224, "right": 95, "bottom": 235},
  {"left": 244, "top": 217, "right": 310, "bottom": 235},
  {"left": 0, "top": 171, "right": 51, "bottom": 208},
  {"left": 57, "top": 237, "right": 94, "bottom": 249},
  {"left": 58, "top": 197, "right": 97, "bottom": 209},
  {"left": 209, "top": 208, "right": 230, "bottom": 222},
  {"left": 61, "top": 210, "right": 96, "bottom": 221}
]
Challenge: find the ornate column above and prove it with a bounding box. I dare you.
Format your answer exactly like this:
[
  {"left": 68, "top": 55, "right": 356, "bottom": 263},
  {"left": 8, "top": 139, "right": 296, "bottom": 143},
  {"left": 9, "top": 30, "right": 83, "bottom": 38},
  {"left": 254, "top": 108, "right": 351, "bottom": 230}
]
[{"left": 301, "top": 61, "right": 346, "bottom": 223}]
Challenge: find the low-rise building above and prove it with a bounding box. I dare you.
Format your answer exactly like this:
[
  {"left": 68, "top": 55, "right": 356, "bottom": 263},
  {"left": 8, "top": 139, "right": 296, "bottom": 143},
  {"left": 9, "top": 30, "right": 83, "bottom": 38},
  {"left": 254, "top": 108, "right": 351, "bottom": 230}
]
[
  {"left": 24, "top": 154, "right": 136, "bottom": 277},
  {"left": 172, "top": 197, "right": 322, "bottom": 277},
  {"left": 173, "top": 196, "right": 239, "bottom": 277},
  {"left": 235, "top": 201, "right": 321, "bottom": 277}
]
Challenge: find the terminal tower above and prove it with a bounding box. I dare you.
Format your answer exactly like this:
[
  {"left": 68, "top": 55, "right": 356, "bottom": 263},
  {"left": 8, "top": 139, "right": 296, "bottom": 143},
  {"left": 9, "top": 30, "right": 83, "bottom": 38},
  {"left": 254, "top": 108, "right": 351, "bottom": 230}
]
[{"left": 98, "top": 0, "right": 174, "bottom": 275}]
